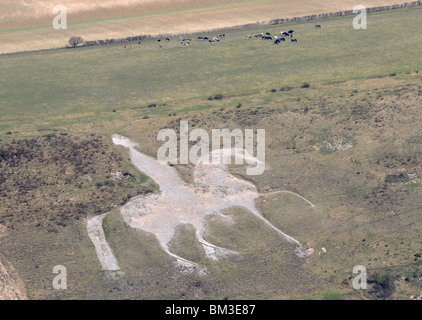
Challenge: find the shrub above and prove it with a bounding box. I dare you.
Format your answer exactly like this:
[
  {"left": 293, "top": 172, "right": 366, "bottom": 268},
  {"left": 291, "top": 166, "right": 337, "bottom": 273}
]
[
  {"left": 68, "top": 36, "right": 84, "bottom": 48},
  {"left": 368, "top": 271, "right": 396, "bottom": 299}
]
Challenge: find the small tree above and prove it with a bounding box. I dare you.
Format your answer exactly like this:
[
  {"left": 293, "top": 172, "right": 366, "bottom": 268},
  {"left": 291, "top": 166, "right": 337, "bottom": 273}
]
[{"left": 68, "top": 36, "right": 84, "bottom": 48}]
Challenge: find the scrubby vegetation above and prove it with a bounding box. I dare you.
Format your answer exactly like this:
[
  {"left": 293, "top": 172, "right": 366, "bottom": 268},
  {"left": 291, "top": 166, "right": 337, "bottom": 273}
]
[
  {"left": 367, "top": 271, "right": 396, "bottom": 299},
  {"left": 0, "top": 134, "right": 153, "bottom": 231}
]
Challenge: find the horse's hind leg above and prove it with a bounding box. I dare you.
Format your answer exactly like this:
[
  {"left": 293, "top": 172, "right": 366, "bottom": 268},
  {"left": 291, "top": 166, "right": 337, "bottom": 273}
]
[
  {"left": 195, "top": 226, "right": 238, "bottom": 260},
  {"left": 247, "top": 206, "right": 302, "bottom": 247},
  {"left": 264, "top": 190, "right": 315, "bottom": 208},
  {"left": 162, "top": 243, "right": 197, "bottom": 269},
  {"left": 246, "top": 205, "right": 314, "bottom": 258}
]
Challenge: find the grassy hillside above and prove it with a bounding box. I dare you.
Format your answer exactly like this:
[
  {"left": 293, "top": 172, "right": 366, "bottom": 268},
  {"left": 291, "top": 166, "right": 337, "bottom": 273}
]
[
  {"left": 1, "top": 6, "right": 421, "bottom": 135},
  {"left": 0, "top": 0, "right": 408, "bottom": 53},
  {"left": 0, "top": 7, "right": 421, "bottom": 299}
]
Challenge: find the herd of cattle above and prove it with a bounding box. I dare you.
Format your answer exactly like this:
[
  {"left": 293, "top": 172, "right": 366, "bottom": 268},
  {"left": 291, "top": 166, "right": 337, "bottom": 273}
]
[
  {"left": 246, "top": 29, "right": 297, "bottom": 44},
  {"left": 124, "top": 25, "right": 321, "bottom": 49},
  {"left": 245, "top": 24, "right": 320, "bottom": 45},
  {"left": 178, "top": 33, "right": 227, "bottom": 46}
]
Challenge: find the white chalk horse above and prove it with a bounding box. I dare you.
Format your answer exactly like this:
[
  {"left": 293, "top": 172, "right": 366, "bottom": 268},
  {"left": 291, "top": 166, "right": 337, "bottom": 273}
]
[{"left": 87, "top": 135, "right": 315, "bottom": 272}]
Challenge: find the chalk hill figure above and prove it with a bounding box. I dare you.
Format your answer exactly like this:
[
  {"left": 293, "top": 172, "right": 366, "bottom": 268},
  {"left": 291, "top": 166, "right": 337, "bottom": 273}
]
[{"left": 87, "top": 135, "right": 315, "bottom": 273}]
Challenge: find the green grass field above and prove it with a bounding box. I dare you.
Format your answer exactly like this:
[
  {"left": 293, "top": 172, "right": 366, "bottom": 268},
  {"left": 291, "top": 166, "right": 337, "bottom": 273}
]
[
  {"left": 0, "top": 0, "right": 402, "bottom": 53},
  {"left": 0, "top": 6, "right": 421, "bottom": 299},
  {"left": 1, "top": 6, "right": 421, "bottom": 135}
]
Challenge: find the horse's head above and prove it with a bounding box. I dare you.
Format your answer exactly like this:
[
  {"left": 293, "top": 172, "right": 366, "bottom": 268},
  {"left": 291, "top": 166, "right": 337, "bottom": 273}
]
[{"left": 112, "top": 134, "right": 139, "bottom": 149}]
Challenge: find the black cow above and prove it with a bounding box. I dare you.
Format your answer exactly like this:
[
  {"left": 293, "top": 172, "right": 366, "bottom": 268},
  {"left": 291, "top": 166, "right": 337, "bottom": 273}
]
[
  {"left": 315, "top": 24, "right": 321, "bottom": 29},
  {"left": 165, "top": 38, "right": 170, "bottom": 42},
  {"left": 266, "top": 32, "right": 271, "bottom": 36},
  {"left": 291, "top": 38, "right": 297, "bottom": 42}
]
